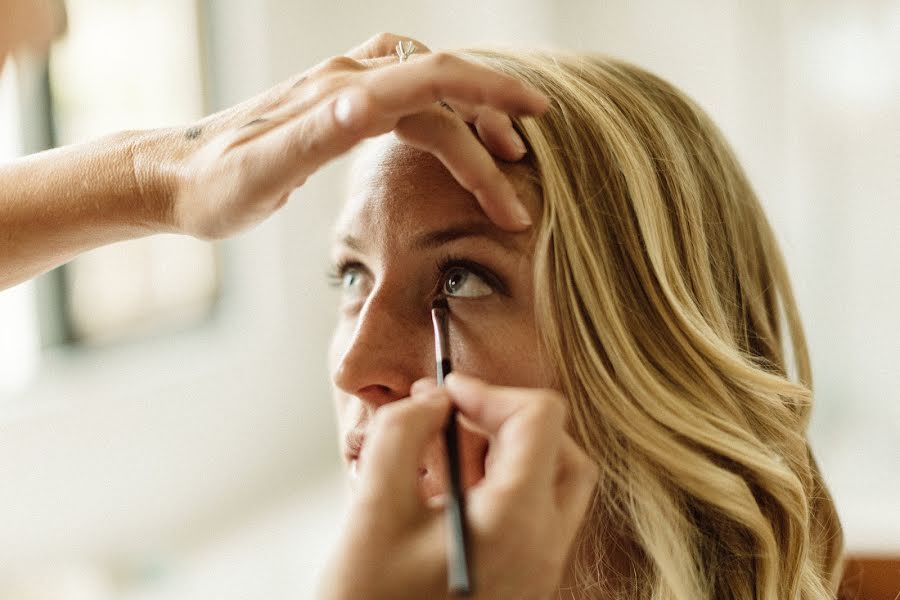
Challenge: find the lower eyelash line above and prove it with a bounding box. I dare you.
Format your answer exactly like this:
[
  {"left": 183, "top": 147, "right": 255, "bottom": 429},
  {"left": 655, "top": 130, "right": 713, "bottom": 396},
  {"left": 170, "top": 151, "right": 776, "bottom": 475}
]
[{"left": 326, "top": 254, "right": 507, "bottom": 296}]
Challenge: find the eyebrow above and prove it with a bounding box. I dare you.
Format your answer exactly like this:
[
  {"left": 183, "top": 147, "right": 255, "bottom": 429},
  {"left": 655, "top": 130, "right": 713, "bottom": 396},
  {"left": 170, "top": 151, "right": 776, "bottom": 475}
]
[{"left": 338, "top": 221, "right": 524, "bottom": 254}]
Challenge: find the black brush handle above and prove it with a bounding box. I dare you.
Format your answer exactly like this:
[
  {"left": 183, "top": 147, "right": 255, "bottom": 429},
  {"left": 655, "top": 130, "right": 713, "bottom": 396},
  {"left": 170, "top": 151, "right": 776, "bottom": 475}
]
[
  {"left": 444, "top": 406, "right": 472, "bottom": 595},
  {"left": 437, "top": 358, "right": 451, "bottom": 385}
]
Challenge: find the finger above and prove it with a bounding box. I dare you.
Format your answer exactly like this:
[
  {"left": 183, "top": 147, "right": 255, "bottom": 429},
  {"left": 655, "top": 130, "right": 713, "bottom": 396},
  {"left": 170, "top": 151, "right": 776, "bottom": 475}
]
[
  {"left": 394, "top": 107, "right": 530, "bottom": 230},
  {"left": 553, "top": 434, "right": 600, "bottom": 543},
  {"left": 414, "top": 379, "right": 490, "bottom": 437},
  {"left": 235, "top": 88, "right": 374, "bottom": 194},
  {"left": 345, "top": 32, "right": 431, "bottom": 60},
  {"left": 363, "top": 52, "right": 549, "bottom": 118},
  {"left": 444, "top": 373, "right": 565, "bottom": 494},
  {"left": 410, "top": 377, "right": 438, "bottom": 396},
  {"left": 359, "top": 391, "right": 452, "bottom": 515},
  {"left": 441, "top": 101, "right": 527, "bottom": 162},
  {"left": 355, "top": 55, "right": 402, "bottom": 70},
  {"left": 473, "top": 107, "right": 527, "bottom": 161},
  {"left": 445, "top": 373, "right": 565, "bottom": 435},
  {"left": 236, "top": 54, "right": 370, "bottom": 134}
]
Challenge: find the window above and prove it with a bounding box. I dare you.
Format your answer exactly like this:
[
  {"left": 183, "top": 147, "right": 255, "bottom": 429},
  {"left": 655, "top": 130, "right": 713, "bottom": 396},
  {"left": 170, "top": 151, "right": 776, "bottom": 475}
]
[
  {"left": 48, "top": 0, "right": 218, "bottom": 345},
  {"left": 0, "top": 0, "right": 220, "bottom": 396},
  {"left": 0, "top": 60, "right": 42, "bottom": 393}
]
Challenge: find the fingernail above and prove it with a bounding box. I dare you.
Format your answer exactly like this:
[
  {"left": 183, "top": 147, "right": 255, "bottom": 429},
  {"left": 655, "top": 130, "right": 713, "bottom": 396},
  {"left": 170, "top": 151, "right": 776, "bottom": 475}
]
[
  {"left": 511, "top": 131, "right": 527, "bottom": 157},
  {"left": 444, "top": 372, "right": 480, "bottom": 396},
  {"left": 411, "top": 377, "right": 438, "bottom": 395},
  {"left": 532, "top": 91, "right": 551, "bottom": 112},
  {"left": 509, "top": 189, "right": 532, "bottom": 227},
  {"left": 444, "top": 372, "right": 472, "bottom": 387},
  {"left": 415, "top": 389, "right": 447, "bottom": 405}
]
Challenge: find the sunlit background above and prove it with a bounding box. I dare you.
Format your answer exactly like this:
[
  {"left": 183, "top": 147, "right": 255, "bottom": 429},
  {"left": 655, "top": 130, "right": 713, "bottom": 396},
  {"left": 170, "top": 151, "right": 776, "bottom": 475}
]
[{"left": 1, "top": 0, "right": 898, "bottom": 598}]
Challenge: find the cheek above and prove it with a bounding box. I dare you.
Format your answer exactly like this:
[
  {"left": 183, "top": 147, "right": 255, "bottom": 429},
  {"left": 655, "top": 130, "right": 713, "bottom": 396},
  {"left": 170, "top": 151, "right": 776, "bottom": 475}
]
[{"left": 449, "top": 312, "right": 550, "bottom": 389}]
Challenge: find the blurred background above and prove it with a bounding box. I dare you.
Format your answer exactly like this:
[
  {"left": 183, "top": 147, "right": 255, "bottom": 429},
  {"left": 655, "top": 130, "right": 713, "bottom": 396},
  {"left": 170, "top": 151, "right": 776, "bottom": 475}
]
[{"left": 0, "top": 0, "right": 897, "bottom": 598}]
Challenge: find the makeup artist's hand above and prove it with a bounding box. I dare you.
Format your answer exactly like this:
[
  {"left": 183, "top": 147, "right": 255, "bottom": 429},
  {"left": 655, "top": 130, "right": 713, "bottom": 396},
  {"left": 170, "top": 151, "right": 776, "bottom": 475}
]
[
  {"left": 1, "top": 32, "right": 545, "bottom": 290},
  {"left": 317, "top": 374, "right": 598, "bottom": 600},
  {"left": 147, "top": 32, "right": 543, "bottom": 240}
]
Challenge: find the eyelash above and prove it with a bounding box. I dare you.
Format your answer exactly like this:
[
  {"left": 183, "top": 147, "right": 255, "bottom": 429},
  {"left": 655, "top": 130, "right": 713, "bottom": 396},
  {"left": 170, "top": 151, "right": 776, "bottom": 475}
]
[
  {"left": 326, "top": 258, "right": 361, "bottom": 288},
  {"left": 432, "top": 254, "right": 508, "bottom": 297},
  {"left": 326, "top": 254, "right": 508, "bottom": 297}
]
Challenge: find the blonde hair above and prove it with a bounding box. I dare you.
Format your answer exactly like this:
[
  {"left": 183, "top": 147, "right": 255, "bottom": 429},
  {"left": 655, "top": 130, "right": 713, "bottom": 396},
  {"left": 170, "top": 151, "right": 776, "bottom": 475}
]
[{"left": 461, "top": 50, "right": 843, "bottom": 599}]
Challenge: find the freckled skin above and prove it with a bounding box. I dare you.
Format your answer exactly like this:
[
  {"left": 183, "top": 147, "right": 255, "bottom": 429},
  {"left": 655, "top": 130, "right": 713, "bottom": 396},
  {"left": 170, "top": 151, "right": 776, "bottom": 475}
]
[{"left": 329, "top": 134, "right": 551, "bottom": 500}]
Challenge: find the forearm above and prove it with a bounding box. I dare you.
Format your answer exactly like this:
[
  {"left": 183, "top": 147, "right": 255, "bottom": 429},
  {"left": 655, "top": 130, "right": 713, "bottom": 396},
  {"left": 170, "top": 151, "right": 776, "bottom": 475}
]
[{"left": 0, "top": 129, "right": 175, "bottom": 290}]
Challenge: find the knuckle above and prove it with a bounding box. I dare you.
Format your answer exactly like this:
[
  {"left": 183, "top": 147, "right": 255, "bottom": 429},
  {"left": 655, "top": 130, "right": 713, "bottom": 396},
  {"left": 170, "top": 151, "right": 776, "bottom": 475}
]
[
  {"left": 427, "top": 51, "right": 455, "bottom": 69},
  {"left": 320, "top": 55, "right": 361, "bottom": 73},
  {"left": 297, "top": 75, "right": 346, "bottom": 106},
  {"left": 370, "top": 31, "right": 399, "bottom": 49}
]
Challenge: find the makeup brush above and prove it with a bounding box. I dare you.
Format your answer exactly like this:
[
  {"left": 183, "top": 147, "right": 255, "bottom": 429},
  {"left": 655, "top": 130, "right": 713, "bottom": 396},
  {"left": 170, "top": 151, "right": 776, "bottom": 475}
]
[{"left": 431, "top": 296, "right": 472, "bottom": 595}]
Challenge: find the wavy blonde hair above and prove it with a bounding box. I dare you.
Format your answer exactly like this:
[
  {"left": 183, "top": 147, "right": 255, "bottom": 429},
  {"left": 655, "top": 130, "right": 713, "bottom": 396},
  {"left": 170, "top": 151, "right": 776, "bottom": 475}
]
[{"left": 461, "top": 50, "right": 844, "bottom": 599}]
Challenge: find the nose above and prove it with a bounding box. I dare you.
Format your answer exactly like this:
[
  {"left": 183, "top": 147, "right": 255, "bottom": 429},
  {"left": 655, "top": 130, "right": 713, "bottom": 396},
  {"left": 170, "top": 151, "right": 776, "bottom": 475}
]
[{"left": 331, "top": 288, "right": 432, "bottom": 408}]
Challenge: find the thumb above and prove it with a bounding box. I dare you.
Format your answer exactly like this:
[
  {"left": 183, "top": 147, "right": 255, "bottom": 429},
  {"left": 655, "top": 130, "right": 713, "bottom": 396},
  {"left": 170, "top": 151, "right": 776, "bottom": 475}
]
[{"left": 358, "top": 391, "right": 452, "bottom": 516}]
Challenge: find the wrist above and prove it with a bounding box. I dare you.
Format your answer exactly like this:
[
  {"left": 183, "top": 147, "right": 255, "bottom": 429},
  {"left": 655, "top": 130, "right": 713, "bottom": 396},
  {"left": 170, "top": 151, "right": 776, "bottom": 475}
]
[{"left": 124, "top": 127, "right": 182, "bottom": 234}]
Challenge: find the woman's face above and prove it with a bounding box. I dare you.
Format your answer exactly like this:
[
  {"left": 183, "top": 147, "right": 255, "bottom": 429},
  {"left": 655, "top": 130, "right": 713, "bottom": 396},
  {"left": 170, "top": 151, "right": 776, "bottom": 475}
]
[{"left": 329, "top": 134, "right": 552, "bottom": 499}]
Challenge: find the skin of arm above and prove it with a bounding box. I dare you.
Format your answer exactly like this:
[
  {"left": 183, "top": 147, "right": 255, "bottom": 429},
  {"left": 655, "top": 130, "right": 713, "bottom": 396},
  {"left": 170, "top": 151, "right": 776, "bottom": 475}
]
[{"left": 0, "top": 128, "right": 181, "bottom": 289}]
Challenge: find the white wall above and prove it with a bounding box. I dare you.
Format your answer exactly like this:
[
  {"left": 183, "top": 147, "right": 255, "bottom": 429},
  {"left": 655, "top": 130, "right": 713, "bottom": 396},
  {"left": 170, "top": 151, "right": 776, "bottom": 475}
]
[{"left": 0, "top": 0, "right": 897, "bottom": 597}]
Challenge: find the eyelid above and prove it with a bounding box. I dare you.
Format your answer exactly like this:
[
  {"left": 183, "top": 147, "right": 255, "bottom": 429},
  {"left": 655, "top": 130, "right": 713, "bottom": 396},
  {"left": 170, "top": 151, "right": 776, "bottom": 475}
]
[
  {"left": 327, "top": 257, "right": 371, "bottom": 287},
  {"left": 328, "top": 253, "right": 508, "bottom": 298},
  {"left": 433, "top": 256, "right": 509, "bottom": 298}
]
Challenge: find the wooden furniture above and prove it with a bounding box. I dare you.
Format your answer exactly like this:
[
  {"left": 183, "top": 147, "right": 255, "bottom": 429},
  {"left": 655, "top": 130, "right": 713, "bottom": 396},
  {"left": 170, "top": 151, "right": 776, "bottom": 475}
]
[{"left": 838, "top": 555, "right": 900, "bottom": 600}]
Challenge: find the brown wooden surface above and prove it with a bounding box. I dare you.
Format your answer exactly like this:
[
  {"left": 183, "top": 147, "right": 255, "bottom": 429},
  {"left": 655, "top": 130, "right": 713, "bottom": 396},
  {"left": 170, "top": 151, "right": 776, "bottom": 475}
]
[{"left": 838, "top": 555, "right": 900, "bottom": 600}]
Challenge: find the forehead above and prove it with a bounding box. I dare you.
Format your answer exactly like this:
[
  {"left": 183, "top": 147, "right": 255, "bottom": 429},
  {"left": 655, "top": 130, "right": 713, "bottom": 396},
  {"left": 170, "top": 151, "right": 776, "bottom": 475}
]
[{"left": 336, "top": 134, "right": 491, "bottom": 246}]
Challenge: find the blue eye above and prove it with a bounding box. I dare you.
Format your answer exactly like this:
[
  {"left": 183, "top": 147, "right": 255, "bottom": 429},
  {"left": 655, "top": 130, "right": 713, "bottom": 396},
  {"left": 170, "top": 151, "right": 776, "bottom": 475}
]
[
  {"left": 441, "top": 266, "right": 493, "bottom": 298},
  {"left": 341, "top": 267, "right": 363, "bottom": 290},
  {"left": 329, "top": 261, "right": 369, "bottom": 300}
]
